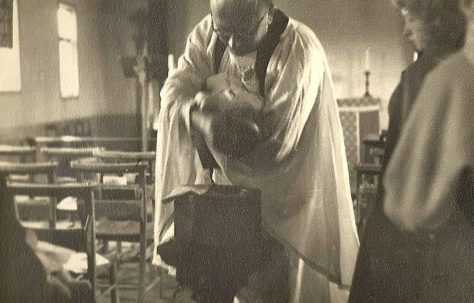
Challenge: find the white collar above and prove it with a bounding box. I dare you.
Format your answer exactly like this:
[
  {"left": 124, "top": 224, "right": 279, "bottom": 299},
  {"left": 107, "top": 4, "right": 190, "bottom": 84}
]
[{"left": 229, "top": 51, "right": 257, "bottom": 69}]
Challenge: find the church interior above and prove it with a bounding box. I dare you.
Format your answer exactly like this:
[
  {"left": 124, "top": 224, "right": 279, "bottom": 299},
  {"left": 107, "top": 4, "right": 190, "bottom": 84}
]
[{"left": 2, "top": 0, "right": 470, "bottom": 302}]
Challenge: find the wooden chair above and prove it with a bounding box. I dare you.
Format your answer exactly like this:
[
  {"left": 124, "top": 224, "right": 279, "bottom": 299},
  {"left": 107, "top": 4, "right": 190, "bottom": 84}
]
[
  {"left": 92, "top": 150, "right": 156, "bottom": 223},
  {"left": 354, "top": 163, "right": 382, "bottom": 234},
  {"left": 5, "top": 181, "right": 119, "bottom": 303},
  {"left": 91, "top": 150, "right": 156, "bottom": 242},
  {"left": 71, "top": 157, "right": 156, "bottom": 303}
]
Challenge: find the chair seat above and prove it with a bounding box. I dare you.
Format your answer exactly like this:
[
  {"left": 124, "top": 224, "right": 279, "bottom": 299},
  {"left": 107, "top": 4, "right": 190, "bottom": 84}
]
[
  {"left": 96, "top": 220, "right": 154, "bottom": 242},
  {"left": 100, "top": 184, "right": 154, "bottom": 200},
  {"left": 21, "top": 220, "right": 83, "bottom": 230},
  {"left": 15, "top": 196, "right": 79, "bottom": 210},
  {"left": 103, "top": 175, "right": 128, "bottom": 186},
  {"left": 15, "top": 195, "right": 50, "bottom": 205},
  {"left": 101, "top": 184, "right": 140, "bottom": 200},
  {"left": 116, "top": 243, "right": 156, "bottom": 261},
  {"left": 7, "top": 174, "right": 31, "bottom": 182},
  {"left": 95, "top": 199, "right": 154, "bottom": 221}
]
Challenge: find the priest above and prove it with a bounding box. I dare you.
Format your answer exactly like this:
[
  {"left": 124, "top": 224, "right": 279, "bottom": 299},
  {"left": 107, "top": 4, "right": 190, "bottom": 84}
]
[{"left": 153, "top": 0, "right": 359, "bottom": 301}]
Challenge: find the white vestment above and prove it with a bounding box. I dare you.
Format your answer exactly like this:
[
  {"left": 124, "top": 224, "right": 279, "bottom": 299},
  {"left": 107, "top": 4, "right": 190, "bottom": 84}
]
[{"left": 154, "top": 14, "right": 359, "bottom": 302}]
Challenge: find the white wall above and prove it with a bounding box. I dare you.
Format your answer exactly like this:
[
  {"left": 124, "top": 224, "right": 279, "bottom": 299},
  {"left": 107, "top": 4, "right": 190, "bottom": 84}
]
[
  {"left": 98, "top": 0, "right": 148, "bottom": 115},
  {"left": 0, "top": 0, "right": 108, "bottom": 129},
  {"left": 0, "top": 0, "right": 149, "bottom": 132}
]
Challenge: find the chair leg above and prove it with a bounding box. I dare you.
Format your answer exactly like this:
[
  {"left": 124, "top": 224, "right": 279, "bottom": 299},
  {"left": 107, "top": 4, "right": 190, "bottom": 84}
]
[
  {"left": 117, "top": 241, "right": 122, "bottom": 253},
  {"left": 109, "top": 263, "right": 120, "bottom": 303},
  {"left": 138, "top": 243, "right": 146, "bottom": 303},
  {"left": 356, "top": 171, "right": 362, "bottom": 230},
  {"left": 144, "top": 263, "right": 162, "bottom": 293},
  {"left": 88, "top": 257, "right": 97, "bottom": 303},
  {"left": 149, "top": 262, "right": 159, "bottom": 282}
]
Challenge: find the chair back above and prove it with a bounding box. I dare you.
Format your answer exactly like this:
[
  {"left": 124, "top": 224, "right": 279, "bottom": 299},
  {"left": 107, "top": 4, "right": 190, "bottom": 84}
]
[
  {"left": 41, "top": 146, "right": 104, "bottom": 159},
  {"left": 93, "top": 150, "right": 156, "bottom": 182},
  {"left": 0, "top": 161, "right": 58, "bottom": 180},
  {"left": 71, "top": 160, "right": 148, "bottom": 223},
  {"left": 0, "top": 145, "right": 36, "bottom": 162},
  {"left": 78, "top": 149, "right": 155, "bottom": 199},
  {"left": 40, "top": 147, "right": 105, "bottom": 181}
]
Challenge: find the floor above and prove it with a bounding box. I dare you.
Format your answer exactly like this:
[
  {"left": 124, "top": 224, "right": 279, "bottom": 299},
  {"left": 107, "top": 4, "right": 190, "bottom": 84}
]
[{"left": 96, "top": 263, "right": 197, "bottom": 303}]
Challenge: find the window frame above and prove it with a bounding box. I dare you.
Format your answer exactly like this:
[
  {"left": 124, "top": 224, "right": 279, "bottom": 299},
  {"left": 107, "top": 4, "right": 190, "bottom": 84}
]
[
  {"left": 57, "top": 2, "right": 79, "bottom": 99},
  {"left": 0, "top": 0, "right": 22, "bottom": 93}
]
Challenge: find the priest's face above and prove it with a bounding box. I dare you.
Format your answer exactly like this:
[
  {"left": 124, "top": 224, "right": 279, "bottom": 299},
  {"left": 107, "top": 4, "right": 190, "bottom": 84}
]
[{"left": 210, "top": 0, "right": 270, "bottom": 56}]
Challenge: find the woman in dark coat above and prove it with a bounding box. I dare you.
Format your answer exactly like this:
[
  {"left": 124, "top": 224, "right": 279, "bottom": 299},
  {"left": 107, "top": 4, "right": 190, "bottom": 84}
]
[
  {"left": 0, "top": 174, "right": 52, "bottom": 302},
  {"left": 349, "top": 1, "right": 467, "bottom": 302}
]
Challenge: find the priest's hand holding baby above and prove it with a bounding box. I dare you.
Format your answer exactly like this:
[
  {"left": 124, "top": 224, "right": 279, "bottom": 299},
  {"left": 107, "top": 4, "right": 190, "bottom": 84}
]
[{"left": 190, "top": 74, "right": 264, "bottom": 158}]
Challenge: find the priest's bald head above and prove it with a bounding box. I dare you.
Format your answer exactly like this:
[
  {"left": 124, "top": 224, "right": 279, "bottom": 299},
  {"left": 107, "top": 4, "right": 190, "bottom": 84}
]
[{"left": 210, "top": 0, "right": 275, "bottom": 55}]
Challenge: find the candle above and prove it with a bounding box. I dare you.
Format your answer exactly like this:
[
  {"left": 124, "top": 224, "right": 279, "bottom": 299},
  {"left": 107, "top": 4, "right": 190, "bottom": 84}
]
[
  {"left": 365, "top": 48, "right": 371, "bottom": 72},
  {"left": 168, "top": 54, "right": 175, "bottom": 76}
]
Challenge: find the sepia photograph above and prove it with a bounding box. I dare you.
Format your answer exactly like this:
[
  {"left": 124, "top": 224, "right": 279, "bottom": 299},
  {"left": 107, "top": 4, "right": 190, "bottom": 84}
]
[{"left": 0, "top": 0, "right": 473, "bottom": 302}]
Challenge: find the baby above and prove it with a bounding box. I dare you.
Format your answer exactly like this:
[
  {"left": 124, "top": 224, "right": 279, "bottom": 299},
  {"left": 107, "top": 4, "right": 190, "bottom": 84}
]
[{"left": 194, "top": 71, "right": 264, "bottom": 158}]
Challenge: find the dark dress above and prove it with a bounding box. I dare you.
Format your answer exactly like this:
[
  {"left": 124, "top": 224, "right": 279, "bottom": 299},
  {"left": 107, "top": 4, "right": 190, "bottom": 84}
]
[
  {"left": 0, "top": 175, "right": 91, "bottom": 303},
  {"left": 348, "top": 49, "right": 453, "bottom": 303},
  {"left": 0, "top": 175, "right": 50, "bottom": 303}
]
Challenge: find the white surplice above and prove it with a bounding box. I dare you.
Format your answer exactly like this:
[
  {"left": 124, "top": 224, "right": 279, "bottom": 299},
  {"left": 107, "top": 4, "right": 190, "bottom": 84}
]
[{"left": 154, "top": 14, "right": 359, "bottom": 302}]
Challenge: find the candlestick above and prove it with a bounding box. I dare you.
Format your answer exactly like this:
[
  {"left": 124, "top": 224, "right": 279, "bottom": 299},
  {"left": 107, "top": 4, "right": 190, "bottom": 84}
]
[
  {"left": 364, "top": 70, "right": 371, "bottom": 97},
  {"left": 365, "top": 48, "right": 371, "bottom": 72}
]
